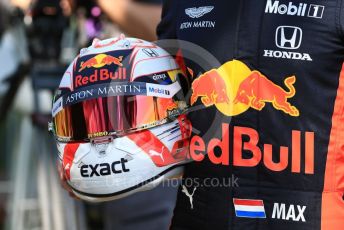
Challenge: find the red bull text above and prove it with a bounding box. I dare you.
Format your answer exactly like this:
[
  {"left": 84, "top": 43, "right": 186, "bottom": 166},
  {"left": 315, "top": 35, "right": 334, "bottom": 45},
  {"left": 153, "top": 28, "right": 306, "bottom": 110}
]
[
  {"left": 189, "top": 124, "right": 314, "bottom": 174},
  {"left": 74, "top": 68, "right": 127, "bottom": 88}
]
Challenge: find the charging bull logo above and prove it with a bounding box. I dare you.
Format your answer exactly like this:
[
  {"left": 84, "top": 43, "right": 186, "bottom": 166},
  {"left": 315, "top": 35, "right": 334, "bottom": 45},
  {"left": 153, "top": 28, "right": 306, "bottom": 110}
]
[
  {"left": 79, "top": 54, "right": 123, "bottom": 72},
  {"left": 234, "top": 71, "right": 299, "bottom": 116},
  {"left": 190, "top": 60, "right": 299, "bottom": 117},
  {"left": 190, "top": 70, "right": 230, "bottom": 106}
]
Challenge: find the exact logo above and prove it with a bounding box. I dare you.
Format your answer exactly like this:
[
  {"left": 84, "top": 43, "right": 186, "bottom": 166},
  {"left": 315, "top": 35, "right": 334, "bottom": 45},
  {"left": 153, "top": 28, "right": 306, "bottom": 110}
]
[
  {"left": 263, "top": 26, "right": 312, "bottom": 61},
  {"left": 80, "top": 158, "right": 130, "bottom": 177},
  {"left": 265, "top": 0, "right": 324, "bottom": 19},
  {"left": 272, "top": 203, "right": 307, "bottom": 222}
]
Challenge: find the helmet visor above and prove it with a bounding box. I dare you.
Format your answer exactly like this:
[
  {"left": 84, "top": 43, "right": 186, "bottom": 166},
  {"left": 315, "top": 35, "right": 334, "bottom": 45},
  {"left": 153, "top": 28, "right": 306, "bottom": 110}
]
[{"left": 52, "top": 81, "right": 185, "bottom": 142}]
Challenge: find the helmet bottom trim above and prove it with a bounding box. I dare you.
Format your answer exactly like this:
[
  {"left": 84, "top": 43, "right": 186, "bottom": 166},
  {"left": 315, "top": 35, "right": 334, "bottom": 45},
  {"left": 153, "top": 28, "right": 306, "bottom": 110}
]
[{"left": 68, "top": 163, "right": 187, "bottom": 202}]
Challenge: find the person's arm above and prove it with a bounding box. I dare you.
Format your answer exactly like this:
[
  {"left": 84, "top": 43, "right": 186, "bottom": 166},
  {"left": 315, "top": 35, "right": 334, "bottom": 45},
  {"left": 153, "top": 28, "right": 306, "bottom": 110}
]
[{"left": 97, "top": 0, "right": 162, "bottom": 41}]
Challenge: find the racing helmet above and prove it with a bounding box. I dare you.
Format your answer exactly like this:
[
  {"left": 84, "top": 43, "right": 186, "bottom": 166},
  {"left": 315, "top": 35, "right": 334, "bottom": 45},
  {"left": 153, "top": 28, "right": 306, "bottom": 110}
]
[{"left": 50, "top": 36, "right": 191, "bottom": 202}]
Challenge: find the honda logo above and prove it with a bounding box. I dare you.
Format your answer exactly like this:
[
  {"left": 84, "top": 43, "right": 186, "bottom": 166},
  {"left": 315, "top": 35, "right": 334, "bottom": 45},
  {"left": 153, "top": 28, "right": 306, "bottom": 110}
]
[
  {"left": 275, "top": 26, "right": 302, "bottom": 50},
  {"left": 142, "top": 48, "right": 159, "bottom": 57}
]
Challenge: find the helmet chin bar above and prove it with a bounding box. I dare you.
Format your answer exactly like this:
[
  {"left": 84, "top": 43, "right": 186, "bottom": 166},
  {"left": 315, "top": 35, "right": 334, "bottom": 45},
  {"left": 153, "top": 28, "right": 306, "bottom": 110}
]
[
  {"left": 90, "top": 136, "right": 114, "bottom": 144},
  {"left": 91, "top": 136, "right": 114, "bottom": 156}
]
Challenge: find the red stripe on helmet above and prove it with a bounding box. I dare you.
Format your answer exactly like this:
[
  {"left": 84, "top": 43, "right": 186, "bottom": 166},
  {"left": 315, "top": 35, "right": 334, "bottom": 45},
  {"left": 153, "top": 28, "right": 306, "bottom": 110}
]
[
  {"left": 127, "top": 130, "right": 183, "bottom": 167},
  {"left": 63, "top": 143, "right": 80, "bottom": 180}
]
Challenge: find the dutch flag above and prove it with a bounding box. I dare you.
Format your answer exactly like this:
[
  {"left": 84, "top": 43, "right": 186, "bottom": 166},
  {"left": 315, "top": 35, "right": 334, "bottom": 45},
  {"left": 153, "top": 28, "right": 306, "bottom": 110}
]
[{"left": 233, "top": 198, "right": 266, "bottom": 218}]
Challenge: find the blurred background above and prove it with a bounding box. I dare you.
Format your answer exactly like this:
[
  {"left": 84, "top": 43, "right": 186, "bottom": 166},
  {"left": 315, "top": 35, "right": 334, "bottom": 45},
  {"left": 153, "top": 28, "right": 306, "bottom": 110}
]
[{"left": 0, "top": 0, "right": 180, "bottom": 229}]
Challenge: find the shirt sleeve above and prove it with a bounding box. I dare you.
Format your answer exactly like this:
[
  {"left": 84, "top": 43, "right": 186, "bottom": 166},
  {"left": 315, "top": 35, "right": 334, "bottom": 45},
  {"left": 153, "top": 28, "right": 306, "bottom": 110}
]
[{"left": 156, "top": 0, "right": 178, "bottom": 39}]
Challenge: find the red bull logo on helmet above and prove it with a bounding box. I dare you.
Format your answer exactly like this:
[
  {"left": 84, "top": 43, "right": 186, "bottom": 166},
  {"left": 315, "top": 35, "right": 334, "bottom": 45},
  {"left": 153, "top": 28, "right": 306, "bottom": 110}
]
[
  {"left": 74, "top": 68, "right": 127, "bottom": 89},
  {"left": 74, "top": 52, "right": 127, "bottom": 89},
  {"left": 190, "top": 60, "right": 300, "bottom": 117}
]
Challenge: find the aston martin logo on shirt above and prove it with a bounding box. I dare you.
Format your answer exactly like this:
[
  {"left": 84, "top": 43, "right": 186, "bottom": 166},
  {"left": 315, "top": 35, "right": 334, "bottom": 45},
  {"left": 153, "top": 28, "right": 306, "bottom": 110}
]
[
  {"left": 185, "top": 6, "right": 214, "bottom": 18},
  {"left": 181, "top": 6, "right": 216, "bottom": 30}
]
